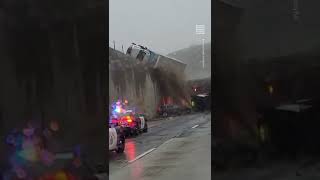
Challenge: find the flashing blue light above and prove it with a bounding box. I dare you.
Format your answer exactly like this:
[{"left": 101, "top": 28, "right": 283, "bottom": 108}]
[{"left": 115, "top": 106, "right": 121, "bottom": 113}]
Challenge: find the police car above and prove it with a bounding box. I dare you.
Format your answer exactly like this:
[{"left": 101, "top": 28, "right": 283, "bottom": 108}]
[
  {"left": 109, "top": 125, "right": 125, "bottom": 153},
  {"left": 125, "top": 110, "right": 148, "bottom": 133},
  {"left": 111, "top": 110, "right": 148, "bottom": 136}
]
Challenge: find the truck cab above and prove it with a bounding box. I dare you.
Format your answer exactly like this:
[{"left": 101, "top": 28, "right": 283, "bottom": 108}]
[{"left": 126, "top": 43, "right": 158, "bottom": 66}]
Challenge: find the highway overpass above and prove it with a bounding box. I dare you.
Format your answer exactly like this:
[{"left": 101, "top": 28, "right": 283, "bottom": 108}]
[{"left": 109, "top": 47, "right": 190, "bottom": 118}]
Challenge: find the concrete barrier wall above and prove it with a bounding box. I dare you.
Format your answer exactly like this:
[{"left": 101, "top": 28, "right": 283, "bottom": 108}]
[{"left": 109, "top": 48, "right": 160, "bottom": 118}]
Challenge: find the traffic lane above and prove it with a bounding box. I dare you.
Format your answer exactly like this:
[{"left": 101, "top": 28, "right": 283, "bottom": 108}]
[
  {"left": 109, "top": 113, "right": 210, "bottom": 161},
  {"left": 109, "top": 112, "right": 211, "bottom": 173},
  {"left": 109, "top": 113, "right": 210, "bottom": 171},
  {"left": 109, "top": 116, "right": 211, "bottom": 180}
]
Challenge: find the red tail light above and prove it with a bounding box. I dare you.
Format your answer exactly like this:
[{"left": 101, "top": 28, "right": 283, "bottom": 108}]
[
  {"left": 120, "top": 116, "right": 133, "bottom": 123},
  {"left": 126, "top": 116, "right": 133, "bottom": 123}
]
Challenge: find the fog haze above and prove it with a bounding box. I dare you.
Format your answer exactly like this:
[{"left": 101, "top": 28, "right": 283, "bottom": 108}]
[{"left": 109, "top": 0, "right": 211, "bottom": 54}]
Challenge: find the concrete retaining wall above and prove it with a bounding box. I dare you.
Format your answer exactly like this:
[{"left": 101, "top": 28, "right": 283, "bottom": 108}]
[
  {"left": 109, "top": 48, "right": 160, "bottom": 118},
  {"left": 109, "top": 48, "right": 190, "bottom": 118}
]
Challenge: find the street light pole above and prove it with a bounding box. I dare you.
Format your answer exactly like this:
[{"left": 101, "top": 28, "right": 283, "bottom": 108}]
[
  {"left": 196, "top": 24, "right": 206, "bottom": 69},
  {"left": 202, "top": 38, "right": 205, "bottom": 69}
]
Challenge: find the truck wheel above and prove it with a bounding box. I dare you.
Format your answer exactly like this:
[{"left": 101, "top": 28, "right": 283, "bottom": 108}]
[
  {"left": 116, "top": 137, "right": 125, "bottom": 153},
  {"left": 143, "top": 122, "right": 148, "bottom": 133},
  {"left": 131, "top": 129, "right": 138, "bottom": 136},
  {"left": 134, "top": 128, "right": 140, "bottom": 136},
  {"left": 125, "top": 130, "right": 131, "bottom": 137}
]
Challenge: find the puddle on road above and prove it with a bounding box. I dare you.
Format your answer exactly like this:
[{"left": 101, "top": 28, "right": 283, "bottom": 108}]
[
  {"left": 110, "top": 139, "right": 138, "bottom": 163},
  {"left": 125, "top": 140, "right": 137, "bottom": 162}
]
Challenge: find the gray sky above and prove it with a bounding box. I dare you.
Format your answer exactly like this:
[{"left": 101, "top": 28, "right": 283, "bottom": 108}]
[{"left": 109, "top": 0, "right": 211, "bottom": 54}]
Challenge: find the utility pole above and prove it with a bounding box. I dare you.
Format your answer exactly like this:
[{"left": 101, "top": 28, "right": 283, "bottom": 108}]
[
  {"left": 122, "top": 45, "right": 124, "bottom": 53},
  {"left": 113, "top": 40, "right": 115, "bottom": 50}
]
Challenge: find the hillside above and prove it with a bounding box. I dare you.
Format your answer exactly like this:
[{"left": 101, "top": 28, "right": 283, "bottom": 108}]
[{"left": 168, "top": 43, "right": 211, "bottom": 80}]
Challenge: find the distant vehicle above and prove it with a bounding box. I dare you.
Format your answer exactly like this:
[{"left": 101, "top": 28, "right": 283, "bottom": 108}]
[
  {"left": 136, "top": 113, "right": 148, "bottom": 133},
  {"left": 109, "top": 126, "right": 125, "bottom": 153},
  {"left": 157, "top": 104, "right": 191, "bottom": 117},
  {"left": 191, "top": 94, "right": 210, "bottom": 112},
  {"left": 126, "top": 43, "right": 186, "bottom": 74}
]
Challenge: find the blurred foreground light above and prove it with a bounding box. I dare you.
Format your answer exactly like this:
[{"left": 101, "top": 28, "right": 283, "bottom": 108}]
[
  {"left": 14, "top": 167, "right": 27, "bottom": 179},
  {"left": 23, "top": 127, "right": 34, "bottom": 137},
  {"left": 50, "top": 121, "right": 59, "bottom": 132},
  {"left": 54, "top": 171, "right": 68, "bottom": 180},
  {"left": 268, "top": 85, "right": 274, "bottom": 94}
]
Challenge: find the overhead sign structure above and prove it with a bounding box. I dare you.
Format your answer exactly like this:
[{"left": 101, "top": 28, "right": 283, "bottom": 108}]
[
  {"left": 196, "top": 24, "right": 206, "bottom": 69},
  {"left": 196, "top": 24, "right": 205, "bottom": 35}
]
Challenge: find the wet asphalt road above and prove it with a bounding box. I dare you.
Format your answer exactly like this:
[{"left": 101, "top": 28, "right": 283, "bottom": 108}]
[
  {"left": 108, "top": 112, "right": 211, "bottom": 178},
  {"left": 214, "top": 161, "right": 320, "bottom": 180}
]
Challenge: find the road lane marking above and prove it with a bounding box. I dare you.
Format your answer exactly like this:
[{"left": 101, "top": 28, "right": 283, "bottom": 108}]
[
  {"left": 162, "top": 138, "right": 176, "bottom": 144},
  {"left": 128, "top": 148, "right": 156, "bottom": 163},
  {"left": 192, "top": 125, "right": 199, "bottom": 129}
]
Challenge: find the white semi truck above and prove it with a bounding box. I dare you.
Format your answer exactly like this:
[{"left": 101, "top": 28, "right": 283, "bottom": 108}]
[{"left": 126, "top": 43, "right": 186, "bottom": 75}]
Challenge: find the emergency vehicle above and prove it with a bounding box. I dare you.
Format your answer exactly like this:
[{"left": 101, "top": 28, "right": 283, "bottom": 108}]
[{"left": 109, "top": 126, "right": 125, "bottom": 153}]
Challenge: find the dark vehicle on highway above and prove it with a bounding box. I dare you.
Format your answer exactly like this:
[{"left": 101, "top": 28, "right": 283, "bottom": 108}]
[
  {"left": 261, "top": 98, "right": 320, "bottom": 157},
  {"left": 157, "top": 104, "right": 191, "bottom": 117},
  {"left": 191, "top": 94, "right": 210, "bottom": 112}
]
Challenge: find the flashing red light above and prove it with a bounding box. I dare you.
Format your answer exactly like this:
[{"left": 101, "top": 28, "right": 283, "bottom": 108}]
[
  {"left": 126, "top": 116, "right": 133, "bottom": 123},
  {"left": 111, "top": 118, "right": 118, "bottom": 124}
]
